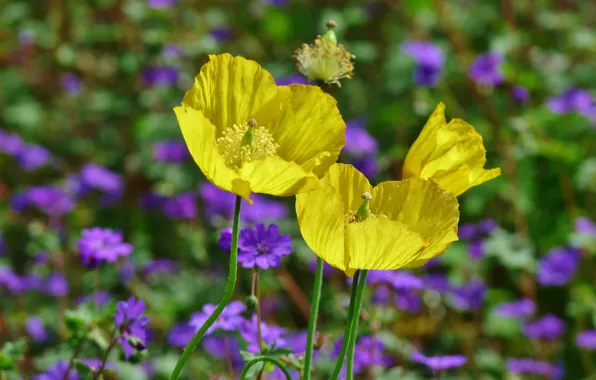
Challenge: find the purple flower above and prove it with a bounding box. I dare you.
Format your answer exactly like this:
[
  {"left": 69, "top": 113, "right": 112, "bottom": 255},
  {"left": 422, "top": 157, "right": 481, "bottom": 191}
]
[
  {"left": 506, "top": 358, "right": 561, "bottom": 378},
  {"left": 344, "top": 119, "right": 378, "bottom": 156},
  {"left": 168, "top": 322, "right": 196, "bottom": 348},
  {"left": 77, "top": 291, "right": 111, "bottom": 307},
  {"left": 43, "top": 272, "right": 69, "bottom": 297},
  {"left": 114, "top": 296, "right": 150, "bottom": 359},
  {"left": 80, "top": 164, "right": 124, "bottom": 197},
  {"left": 16, "top": 144, "right": 51, "bottom": 171},
  {"left": 237, "top": 223, "right": 292, "bottom": 269},
  {"left": 459, "top": 219, "right": 498, "bottom": 239},
  {"left": 140, "top": 66, "right": 179, "bottom": 87},
  {"left": 162, "top": 44, "right": 181, "bottom": 58},
  {"left": 163, "top": 192, "right": 197, "bottom": 220},
  {"left": 307, "top": 258, "right": 335, "bottom": 278},
  {"left": 190, "top": 301, "right": 246, "bottom": 335},
  {"left": 61, "top": 73, "right": 82, "bottom": 96},
  {"left": 26, "top": 316, "right": 48, "bottom": 342},
  {"left": 78, "top": 228, "right": 133, "bottom": 268},
  {"left": 218, "top": 228, "right": 232, "bottom": 251},
  {"left": 263, "top": 0, "right": 289, "bottom": 6},
  {"left": 477, "top": 219, "right": 498, "bottom": 234},
  {"left": 402, "top": 41, "right": 444, "bottom": 86},
  {"left": 16, "top": 186, "right": 75, "bottom": 216},
  {"left": 450, "top": 279, "right": 486, "bottom": 311},
  {"left": 469, "top": 52, "right": 504, "bottom": 86},
  {"left": 523, "top": 314, "right": 566, "bottom": 341},
  {"left": 332, "top": 336, "right": 390, "bottom": 376},
  {"left": 209, "top": 27, "right": 234, "bottom": 43},
  {"left": 76, "top": 359, "right": 117, "bottom": 376},
  {"left": 494, "top": 298, "right": 535, "bottom": 318},
  {"left": 371, "top": 285, "right": 392, "bottom": 306},
  {"left": 423, "top": 274, "right": 452, "bottom": 292},
  {"left": 143, "top": 259, "right": 178, "bottom": 275},
  {"left": 513, "top": 86, "right": 529, "bottom": 102},
  {"left": 458, "top": 223, "right": 478, "bottom": 239},
  {"left": 0, "top": 234, "right": 5, "bottom": 256},
  {"left": 412, "top": 352, "right": 467, "bottom": 371},
  {"left": 537, "top": 246, "right": 581, "bottom": 286},
  {"left": 139, "top": 191, "right": 166, "bottom": 210},
  {"left": 199, "top": 183, "right": 288, "bottom": 223},
  {"left": 396, "top": 289, "right": 423, "bottom": 313},
  {"left": 0, "top": 267, "right": 27, "bottom": 292},
  {"left": 576, "top": 330, "right": 596, "bottom": 349},
  {"left": 32, "top": 360, "right": 80, "bottom": 380},
  {"left": 275, "top": 74, "right": 308, "bottom": 86},
  {"left": 547, "top": 87, "right": 593, "bottom": 115},
  {"left": 468, "top": 239, "right": 485, "bottom": 260},
  {"left": 367, "top": 270, "right": 423, "bottom": 290},
  {"left": 350, "top": 155, "right": 379, "bottom": 178},
  {"left": 575, "top": 217, "right": 596, "bottom": 235},
  {"left": 0, "top": 129, "right": 24, "bottom": 155},
  {"left": 152, "top": 140, "right": 190, "bottom": 163},
  {"left": 240, "top": 315, "right": 287, "bottom": 353},
  {"left": 147, "top": 0, "right": 177, "bottom": 9},
  {"left": 203, "top": 335, "right": 244, "bottom": 370}
]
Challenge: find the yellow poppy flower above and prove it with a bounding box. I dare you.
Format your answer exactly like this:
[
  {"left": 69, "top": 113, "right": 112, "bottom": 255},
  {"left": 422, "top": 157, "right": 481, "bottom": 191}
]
[
  {"left": 402, "top": 103, "right": 501, "bottom": 196},
  {"left": 174, "top": 54, "right": 346, "bottom": 202},
  {"left": 296, "top": 164, "right": 459, "bottom": 276}
]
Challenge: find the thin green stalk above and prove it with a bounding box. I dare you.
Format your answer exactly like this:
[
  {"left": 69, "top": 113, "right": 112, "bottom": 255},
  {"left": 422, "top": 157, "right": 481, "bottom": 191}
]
[
  {"left": 239, "top": 356, "right": 292, "bottom": 380},
  {"left": 328, "top": 271, "right": 361, "bottom": 380},
  {"left": 169, "top": 196, "right": 242, "bottom": 380},
  {"left": 303, "top": 257, "right": 324, "bottom": 380},
  {"left": 346, "top": 270, "right": 368, "bottom": 380}
]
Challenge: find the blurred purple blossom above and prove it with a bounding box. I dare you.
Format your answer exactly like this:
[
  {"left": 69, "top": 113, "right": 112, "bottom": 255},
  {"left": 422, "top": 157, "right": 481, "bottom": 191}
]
[
  {"left": 576, "top": 330, "right": 596, "bottom": 349},
  {"left": 26, "top": 316, "right": 48, "bottom": 342},
  {"left": 469, "top": 52, "right": 504, "bottom": 86},
  {"left": 77, "top": 291, "right": 111, "bottom": 307},
  {"left": 308, "top": 258, "right": 335, "bottom": 278},
  {"left": 78, "top": 227, "right": 133, "bottom": 268},
  {"left": 0, "top": 267, "right": 27, "bottom": 293},
  {"left": 459, "top": 219, "right": 498, "bottom": 240},
  {"left": 143, "top": 259, "right": 178, "bottom": 275},
  {"left": 76, "top": 359, "right": 117, "bottom": 376},
  {"left": 139, "top": 191, "right": 167, "bottom": 210},
  {"left": 275, "top": 74, "right": 308, "bottom": 86},
  {"left": 402, "top": 41, "right": 444, "bottom": 86},
  {"left": 332, "top": 336, "right": 390, "bottom": 375},
  {"left": 367, "top": 270, "right": 423, "bottom": 290},
  {"left": 114, "top": 296, "right": 149, "bottom": 359},
  {"left": 218, "top": 228, "right": 232, "bottom": 251},
  {"left": 202, "top": 335, "right": 244, "bottom": 370},
  {"left": 32, "top": 360, "right": 79, "bottom": 380},
  {"left": 0, "top": 129, "right": 24, "bottom": 155},
  {"left": 547, "top": 87, "right": 593, "bottom": 115},
  {"left": 199, "top": 183, "right": 288, "bottom": 223},
  {"left": 513, "top": 86, "right": 529, "bottom": 102},
  {"left": 411, "top": 352, "right": 467, "bottom": 371},
  {"left": 152, "top": 140, "right": 190, "bottom": 163},
  {"left": 14, "top": 186, "right": 75, "bottom": 216},
  {"left": 168, "top": 322, "right": 196, "bottom": 348},
  {"left": 575, "top": 216, "right": 596, "bottom": 235},
  {"left": 148, "top": 0, "right": 177, "bottom": 9},
  {"left": 60, "top": 73, "right": 82, "bottom": 96},
  {"left": 209, "top": 27, "right": 234, "bottom": 42},
  {"left": 537, "top": 247, "right": 581, "bottom": 286},
  {"left": 423, "top": 273, "right": 452, "bottom": 292},
  {"left": 240, "top": 315, "right": 287, "bottom": 353},
  {"left": 16, "top": 144, "right": 51, "bottom": 171},
  {"left": 468, "top": 239, "right": 485, "bottom": 260},
  {"left": 163, "top": 192, "right": 197, "bottom": 220},
  {"left": 263, "top": 0, "right": 289, "bottom": 6},
  {"left": 162, "top": 44, "right": 181, "bottom": 58},
  {"left": 238, "top": 223, "right": 292, "bottom": 269},
  {"left": 506, "top": 358, "right": 562, "bottom": 379},
  {"left": 396, "top": 290, "right": 423, "bottom": 313},
  {"left": 190, "top": 301, "right": 246, "bottom": 335},
  {"left": 0, "top": 234, "right": 5, "bottom": 256},
  {"left": 351, "top": 155, "right": 379, "bottom": 178},
  {"left": 44, "top": 272, "right": 69, "bottom": 297},
  {"left": 523, "top": 314, "right": 566, "bottom": 341},
  {"left": 141, "top": 66, "right": 179, "bottom": 87},
  {"left": 451, "top": 279, "right": 486, "bottom": 311},
  {"left": 494, "top": 298, "right": 535, "bottom": 318},
  {"left": 344, "top": 119, "right": 378, "bottom": 156},
  {"left": 80, "top": 164, "right": 124, "bottom": 197}
]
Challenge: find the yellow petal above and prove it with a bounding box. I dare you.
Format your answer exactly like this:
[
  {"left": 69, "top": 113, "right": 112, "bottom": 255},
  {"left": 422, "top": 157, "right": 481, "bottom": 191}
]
[
  {"left": 265, "top": 85, "right": 346, "bottom": 177},
  {"left": 371, "top": 178, "right": 459, "bottom": 267},
  {"left": 403, "top": 102, "right": 501, "bottom": 196},
  {"left": 182, "top": 54, "right": 278, "bottom": 132},
  {"left": 239, "top": 156, "right": 320, "bottom": 197},
  {"left": 324, "top": 163, "right": 372, "bottom": 214},
  {"left": 296, "top": 183, "right": 347, "bottom": 271},
  {"left": 345, "top": 218, "right": 426, "bottom": 272},
  {"left": 174, "top": 106, "right": 252, "bottom": 201}
]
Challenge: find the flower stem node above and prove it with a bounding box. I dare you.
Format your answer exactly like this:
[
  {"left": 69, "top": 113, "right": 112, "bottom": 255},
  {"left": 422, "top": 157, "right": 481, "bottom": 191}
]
[
  {"left": 356, "top": 192, "right": 372, "bottom": 220},
  {"left": 245, "top": 295, "right": 259, "bottom": 310}
]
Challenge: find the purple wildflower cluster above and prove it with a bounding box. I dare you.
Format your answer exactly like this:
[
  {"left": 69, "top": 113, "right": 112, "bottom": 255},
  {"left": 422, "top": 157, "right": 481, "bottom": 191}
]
[
  {"left": 537, "top": 246, "right": 581, "bottom": 286},
  {"left": 0, "top": 128, "right": 52, "bottom": 171},
  {"left": 402, "top": 41, "right": 445, "bottom": 86},
  {"left": 547, "top": 87, "right": 596, "bottom": 123},
  {"left": 458, "top": 218, "right": 498, "bottom": 259},
  {"left": 469, "top": 52, "right": 504, "bottom": 86},
  {"left": 114, "top": 296, "right": 150, "bottom": 359},
  {"left": 523, "top": 314, "right": 566, "bottom": 341},
  {"left": 78, "top": 227, "right": 133, "bottom": 268},
  {"left": 342, "top": 118, "right": 379, "bottom": 178}
]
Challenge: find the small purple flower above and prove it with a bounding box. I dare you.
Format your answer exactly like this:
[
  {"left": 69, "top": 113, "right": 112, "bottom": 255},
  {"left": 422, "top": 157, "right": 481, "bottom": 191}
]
[
  {"left": 203, "top": 335, "right": 244, "bottom": 370},
  {"left": 163, "top": 192, "right": 197, "bottom": 220},
  {"left": 0, "top": 129, "right": 24, "bottom": 155},
  {"left": 61, "top": 73, "right": 82, "bottom": 96},
  {"left": 114, "top": 296, "right": 150, "bottom": 359},
  {"left": 237, "top": 223, "right": 292, "bottom": 269},
  {"left": 263, "top": 0, "right": 289, "bottom": 6},
  {"left": 423, "top": 273, "right": 452, "bottom": 292},
  {"left": 469, "top": 52, "right": 504, "bottom": 86},
  {"left": 537, "top": 247, "right": 581, "bottom": 286},
  {"left": 412, "top": 352, "right": 467, "bottom": 371},
  {"left": 143, "top": 259, "right": 178, "bottom": 275},
  {"left": 77, "top": 291, "right": 111, "bottom": 307},
  {"left": 147, "top": 0, "right": 177, "bottom": 9},
  {"left": 402, "top": 41, "right": 445, "bottom": 86},
  {"left": 140, "top": 66, "right": 179, "bottom": 87},
  {"left": 450, "top": 279, "right": 486, "bottom": 311},
  {"left": 332, "top": 336, "right": 390, "bottom": 376},
  {"left": 0, "top": 267, "right": 24, "bottom": 293},
  {"left": 43, "top": 272, "right": 69, "bottom": 297},
  {"left": 396, "top": 290, "right": 423, "bottom": 313},
  {"left": 307, "top": 258, "right": 335, "bottom": 278},
  {"left": 371, "top": 285, "right": 392, "bottom": 306},
  {"left": 80, "top": 164, "right": 124, "bottom": 197},
  {"left": 275, "top": 74, "right": 308, "bottom": 86},
  {"left": 240, "top": 315, "right": 287, "bottom": 353},
  {"left": 350, "top": 155, "right": 379, "bottom": 178},
  {"left": 575, "top": 217, "right": 596, "bottom": 235},
  {"left": 16, "top": 144, "right": 51, "bottom": 171},
  {"left": 139, "top": 191, "right": 166, "bottom": 210},
  {"left": 547, "top": 87, "right": 593, "bottom": 115},
  {"left": 209, "top": 27, "right": 234, "bottom": 43},
  {"left": 32, "top": 360, "right": 80, "bottom": 380},
  {"left": 162, "top": 44, "right": 181, "bottom": 58},
  {"left": 17, "top": 186, "right": 75, "bottom": 216},
  {"left": 190, "top": 301, "right": 246, "bottom": 335},
  {"left": 576, "top": 330, "right": 596, "bottom": 349},
  {"left": 468, "top": 239, "right": 485, "bottom": 260},
  {"left": 367, "top": 271, "right": 423, "bottom": 290},
  {"left": 26, "top": 316, "right": 48, "bottom": 342},
  {"left": 513, "top": 86, "right": 529, "bottom": 102},
  {"left": 344, "top": 119, "right": 378, "bottom": 156},
  {"left": 152, "top": 140, "right": 190, "bottom": 163},
  {"left": 477, "top": 219, "right": 498, "bottom": 235},
  {"left": 78, "top": 228, "right": 133, "bottom": 268},
  {"left": 76, "top": 359, "right": 117, "bottom": 376},
  {"left": 523, "top": 314, "right": 566, "bottom": 341},
  {"left": 458, "top": 223, "right": 478, "bottom": 239},
  {"left": 168, "top": 322, "right": 196, "bottom": 348},
  {"left": 494, "top": 298, "right": 535, "bottom": 318},
  {"left": 218, "top": 228, "right": 233, "bottom": 251},
  {"left": 506, "top": 358, "right": 561, "bottom": 378}
]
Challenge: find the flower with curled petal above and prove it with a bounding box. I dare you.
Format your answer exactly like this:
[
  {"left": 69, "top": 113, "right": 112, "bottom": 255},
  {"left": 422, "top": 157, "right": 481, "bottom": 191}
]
[
  {"left": 296, "top": 163, "right": 459, "bottom": 276},
  {"left": 403, "top": 103, "right": 501, "bottom": 196},
  {"left": 174, "top": 54, "right": 346, "bottom": 202}
]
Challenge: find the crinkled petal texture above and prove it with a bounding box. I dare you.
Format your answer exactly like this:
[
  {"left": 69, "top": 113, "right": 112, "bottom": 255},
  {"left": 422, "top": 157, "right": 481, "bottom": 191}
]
[
  {"left": 402, "top": 102, "right": 501, "bottom": 196},
  {"left": 175, "top": 54, "right": 346, "bottom": 201},
  {"left": 296, "top": 164, "right": 460, "bottom": 276}
]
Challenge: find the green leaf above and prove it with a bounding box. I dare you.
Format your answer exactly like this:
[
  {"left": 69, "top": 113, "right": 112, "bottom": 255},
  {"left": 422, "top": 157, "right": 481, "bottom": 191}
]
[{"left": 0, "top": 339, "right": 27, "bottom": 370}]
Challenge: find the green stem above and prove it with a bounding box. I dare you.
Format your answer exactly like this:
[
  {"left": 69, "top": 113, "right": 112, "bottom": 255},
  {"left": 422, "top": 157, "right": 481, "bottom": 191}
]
[
  {"left": 239, "top": 356, "right": 292, "bottom": 380},
  {"left": 328, "top": 270, "right": 361, "bottom": 380},
  {"left": 346, "top": 270, "right": 368, "bottom": 380},
  {"left": 303, "top": 257, "right": 324, "bottom": 380},
  {"left": 169, "top": 196, "right": 242, "bottom": 380}
]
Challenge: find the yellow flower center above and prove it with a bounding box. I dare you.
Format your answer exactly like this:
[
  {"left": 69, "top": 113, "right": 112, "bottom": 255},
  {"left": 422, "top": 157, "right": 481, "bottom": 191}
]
[
  {"left": 216, "top": 118, "right": 279, "bottom": 171},
  {"left": 344, "top": 192, "right": 386, "bottom": 225}
]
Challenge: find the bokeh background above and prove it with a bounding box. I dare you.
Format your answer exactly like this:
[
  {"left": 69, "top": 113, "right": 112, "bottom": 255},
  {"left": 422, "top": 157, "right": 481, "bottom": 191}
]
[{"left": 1, "top": 0, "right": 596, "bottom": 379}]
